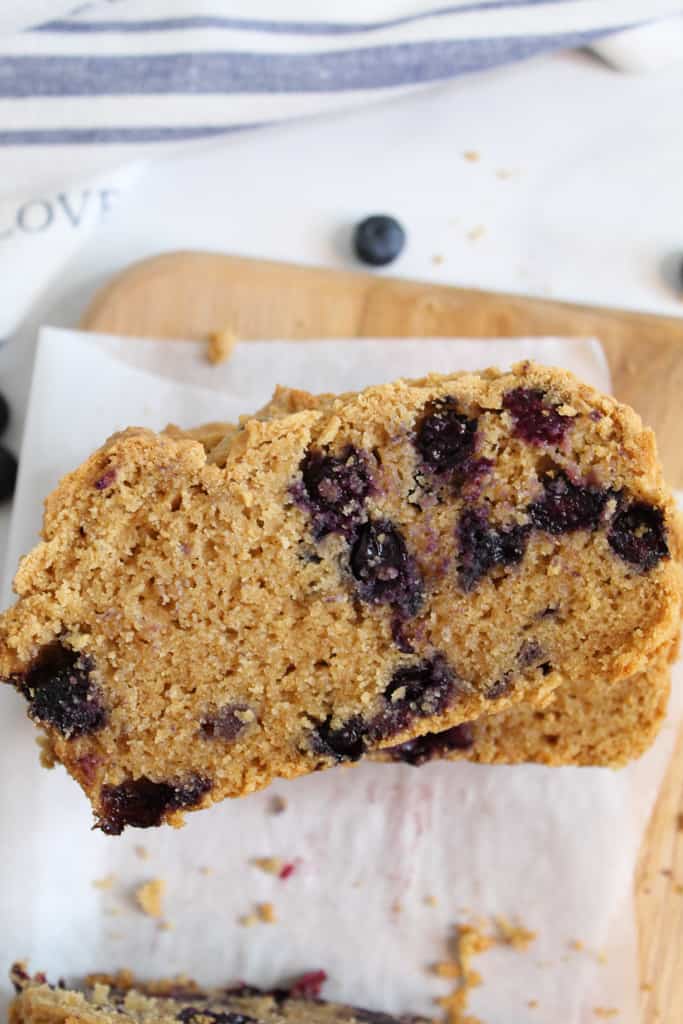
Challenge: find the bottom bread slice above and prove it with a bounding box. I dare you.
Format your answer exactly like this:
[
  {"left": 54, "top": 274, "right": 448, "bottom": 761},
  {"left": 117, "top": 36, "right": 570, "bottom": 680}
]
[
  {"left": 10, "top": 967, "right": 425, "bottom": 1024},
  {"left": 370, "top": 644, "right": 674, "bottom": 768}
]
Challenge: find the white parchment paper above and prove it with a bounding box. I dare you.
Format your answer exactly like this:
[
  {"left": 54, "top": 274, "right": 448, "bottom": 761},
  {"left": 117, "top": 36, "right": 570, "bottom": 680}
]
[{"left": 1, "top": 328, "right": 680, "bottom": 1024}]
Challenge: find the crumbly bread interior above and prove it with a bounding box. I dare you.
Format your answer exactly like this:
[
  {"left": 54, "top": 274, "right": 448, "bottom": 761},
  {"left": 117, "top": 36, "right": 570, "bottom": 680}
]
[{"left": 10, "top": 968, "right": 424, "bottom": 1024}]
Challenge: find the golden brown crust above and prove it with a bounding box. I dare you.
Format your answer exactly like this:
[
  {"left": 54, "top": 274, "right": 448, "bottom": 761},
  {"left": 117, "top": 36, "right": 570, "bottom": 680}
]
[{"left": 1, "top": 364, "right": 680, "bottom": 829}]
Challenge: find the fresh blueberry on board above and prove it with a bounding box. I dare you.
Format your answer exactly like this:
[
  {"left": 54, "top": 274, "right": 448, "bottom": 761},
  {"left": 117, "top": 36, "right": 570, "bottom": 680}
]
[
  {"left": 0, "top": 444, "right": 17, "bottom": 501},
  {"left": 0, "top": 392, "right": 9, "bottom": 436},
  {"left": 353, "top": 214, "right": 406, "bottom": 266}
]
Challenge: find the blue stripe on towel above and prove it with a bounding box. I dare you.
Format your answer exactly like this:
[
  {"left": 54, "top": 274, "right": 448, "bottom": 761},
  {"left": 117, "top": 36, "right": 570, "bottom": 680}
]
[
  {"left": 0, "top": 30, "right": 619, "bottom": 99},
  {"left": 33, "top": 3, "right": 572, "bottom": 37}
]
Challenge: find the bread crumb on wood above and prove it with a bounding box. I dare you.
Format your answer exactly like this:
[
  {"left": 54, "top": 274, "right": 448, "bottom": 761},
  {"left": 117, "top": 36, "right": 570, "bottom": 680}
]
[
  {"left": 92, "top": 874, "right": 116, "bottom": 890},
  {"left": 207, "top": 328, "right": 237, "bottom": 366},
  {"left": 135, "top": 879, "right": 166, "bottom": 919},
  {"left": 593, "top": 1009, "right": 619, "bottom": 1019}
]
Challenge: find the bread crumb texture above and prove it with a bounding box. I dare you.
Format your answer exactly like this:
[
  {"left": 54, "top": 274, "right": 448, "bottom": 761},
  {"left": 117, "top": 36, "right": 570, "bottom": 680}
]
[{"left": 135, "top": 879, "right": 165, "bottom": 919}]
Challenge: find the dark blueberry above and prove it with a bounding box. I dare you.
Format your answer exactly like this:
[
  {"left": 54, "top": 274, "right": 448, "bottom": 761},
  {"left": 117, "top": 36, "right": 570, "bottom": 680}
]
[
  {"left": 297, "top": 446, "right": 373, "bottom": 539},
  {"left": 349, "top": 519, "right": 423, "bottom": 616},
  {"left": 528, "top": 472, "right": 609, "bottom": 535},
  {"left": 19, "top": 644, "right": 106, "bottom": 738},
  {"left": 457, "top": 507, "right": 530, "bottom": 591},
  {"left": 373, "top": 655, "right": 456, "bottom": 739},
  {"left": 461, "top": 456, "right": 494, "bottom": 487},
  {"left": 353, "top": 214, "right": 405, "bottom": 266},
  {"left": 288, "top": 971, "right": 328, "bottom": 1000},
  {"left": 176, "top": 1010, "right": 257, "bottom": 1024},
  {"left": 98, "top": 774, "right": 212, "bottom": 834},
  {"left": 517, "top": 639, "right": 545, "bottom": 668},
  {"left": 415, "top": 397, "right": 478, "bottom": 476},
  {"left": 608, "top": 501, "right": 669, "bottom": 571},
  {"left": 502, "top": 388, "right": 572, "bottom": 446},
  {"left": 0, "top": 392, "right": 10, "bottom": 435},
  {"left": 200, "top": 703, "right": 253, "bottom": 741},
  {"left": 94, "top": 468, "right": 117, "bottom": 491},
  {"left": 385, "top": 722, "right": 475, "bottom": 765},
  {"left": 391, "top": 614, "right": 415, "bottom": 654},
  {"left": 485, "top": 675, "right": 513, "bottom": 700},
  {"left": 311, "top": 714, "right": 367, "bottom": 763},
  {"left": 0, "top": 444, "right": 17, "bottom": 501},
  {"left": 354, "top": 1013, "right": 424, "bottom": 1024}
]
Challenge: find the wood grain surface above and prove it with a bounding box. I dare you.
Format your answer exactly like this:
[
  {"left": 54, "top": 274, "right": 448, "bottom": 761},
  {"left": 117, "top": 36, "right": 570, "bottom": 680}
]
[{"left": 82, "top": 250, "right": 683, "bottom": 1023}]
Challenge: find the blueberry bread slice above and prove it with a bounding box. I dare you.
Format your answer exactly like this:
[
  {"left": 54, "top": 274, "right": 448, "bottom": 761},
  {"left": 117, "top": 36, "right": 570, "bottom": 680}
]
[
  {"left": 1, "top": 364, "right": 680, "bottom": 832},
  {"left": 10, "top": 966, "right": 424, "bottom": 1024},
  {"left": 372, "top": 641, "right": 675, "bottom": 769}
]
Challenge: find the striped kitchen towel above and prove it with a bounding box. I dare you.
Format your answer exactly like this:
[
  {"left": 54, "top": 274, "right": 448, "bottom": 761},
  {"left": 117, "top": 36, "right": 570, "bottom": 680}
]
[{"left": 1, "top": 0, "right": 682, "bottom": 336}]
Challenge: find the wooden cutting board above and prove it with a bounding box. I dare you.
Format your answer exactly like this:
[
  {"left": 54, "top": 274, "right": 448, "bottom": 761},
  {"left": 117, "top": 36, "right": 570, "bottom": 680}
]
[{"left": 83, "top": 251, "right": 683, "bottom": 1022}]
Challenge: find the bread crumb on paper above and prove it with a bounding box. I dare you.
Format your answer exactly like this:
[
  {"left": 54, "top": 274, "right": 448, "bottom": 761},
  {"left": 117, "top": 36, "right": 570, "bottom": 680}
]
[
  {"left": 593, "top": 1009, "right": 619, "bottom": 1020},
  {"left": 268, "top": 795, "right": 287, "bottom": 815},
  {"left": 257, "top": 902, "right": 277, "bottom": 924},
  {"left": 434, "top": 917, "right": 537, "bottom": 1024},
  {"left": 494, "top": 915, "right": 537, "bottom": 951},
  {"left": 135, "top": 879, "right": 166, "bottom": 919},
  {"left": 433, "top": 924, "right": 493, "bottom": 1024},
  {"left": 239, "top": 902, "right": 278, "bottom": 926},
  {"left": 134, "top": 845, "right": 149, "bottom": 861},
  {"left": 207, "top": 328, "right": 237, "bottom": 366},
  {"left": 92, "top": 874, "right": 116, "bottom": 890},
  {"left": 424, "top": 895, "right": 438, "bottom": 907},
  {"left": 463, "top": 150, "right": 480, "bottom": 163},
  {"left": 466, "top": 226, "right": 486, "bottom": 242},
  {"left": 528, "top": 1000, "right": 538, "bottom": 1010},
  {"left": 198, "top": 866, "right": 213, "bottom": 876},
  {"left": 251, "top": 856, "right": 284, "bottom": 876}
]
